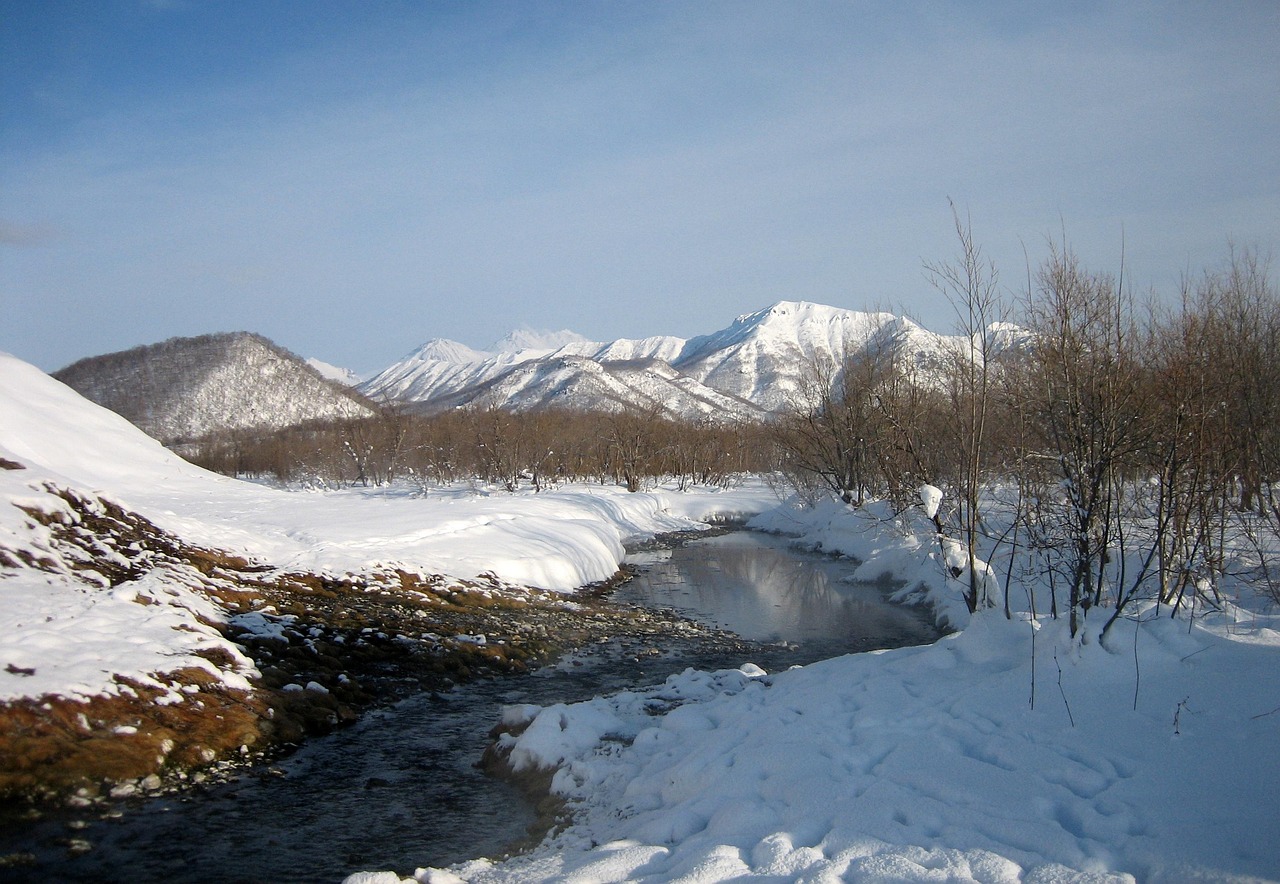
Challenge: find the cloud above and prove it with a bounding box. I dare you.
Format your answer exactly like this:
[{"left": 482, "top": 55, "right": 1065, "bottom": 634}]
[{"left": 0, "top": 220, "right": 58, "bottom": 247}]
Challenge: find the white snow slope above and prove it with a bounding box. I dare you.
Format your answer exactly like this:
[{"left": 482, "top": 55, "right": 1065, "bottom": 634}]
[
  {"left": 307, "top": 356, "right": 365, "bottom": 386},
  {"left": 354, "top": 503, "right": 1280, "bottom": 884},
  {"left": 0, "top": 351, "right": 772, "bottom": 702}
]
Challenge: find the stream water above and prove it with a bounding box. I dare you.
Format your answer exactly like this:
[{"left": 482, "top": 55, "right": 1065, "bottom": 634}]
[{"left": 1, "top": 530, "right": 941, "bottom": 883}]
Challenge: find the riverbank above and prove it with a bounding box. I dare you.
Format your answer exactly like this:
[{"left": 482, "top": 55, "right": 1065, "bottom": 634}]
[
  {"left": 4, "top": 524, "right": 944, "bottom": 882},
  {"left": 1, "top": 352, "right": 785, "bottom": 845},
  {"left": 0, "top": 510, "right": 733, "bottom": 808},
  {"left": 0, "top": 479, "right": 778, "bottom": 805},
  {"left": 0, "top": 478, "right": 773, "bottom": 808},
  {"left": 362, "top": 498, "right": 1280, "bottom": 884}
]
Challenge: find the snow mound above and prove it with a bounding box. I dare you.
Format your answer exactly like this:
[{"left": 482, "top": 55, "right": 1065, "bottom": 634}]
[{"left": 402, "top": 601, "right": 1280, "bottom": 884}]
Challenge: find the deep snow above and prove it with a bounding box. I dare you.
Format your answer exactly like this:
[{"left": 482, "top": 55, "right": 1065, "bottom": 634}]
[
  {"left": 2, "top": 350, "right": 1278, "bottom": 882},
  {"left": 0, "top": 350, "right": 774, "bottom": 702},
  {"left": 351, "top": 507, "right": 1280, "bottom": 882}
]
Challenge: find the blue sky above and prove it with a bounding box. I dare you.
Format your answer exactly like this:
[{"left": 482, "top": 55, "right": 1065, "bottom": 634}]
[{"left": 2, "top": 1, "right": 1278, "bottom": 373}]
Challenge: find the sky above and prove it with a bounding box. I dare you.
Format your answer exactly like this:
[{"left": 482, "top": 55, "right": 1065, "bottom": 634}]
[{"left": 2, "top": 1, "right": 1278, "bottom": 374}]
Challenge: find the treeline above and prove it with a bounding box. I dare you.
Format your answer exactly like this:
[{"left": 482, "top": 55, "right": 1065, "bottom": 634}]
[
  {"left": 774, "top": 231, "right": 1280, "bottom": 636},
  {"left": 187, "top": 405, "right": 774, "bottom": 493}
]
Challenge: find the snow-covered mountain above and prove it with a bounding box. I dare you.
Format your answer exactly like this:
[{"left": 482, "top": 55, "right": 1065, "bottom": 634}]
[
  {"left": 668, "top": 302, "right": 965, "bottom": 412},
  {"left": 54, "top": 332, "right": 376, "bottom": 444},
  {"left": 492, "top": 328, "right": 592, "bottom": 353},
  {"left": 359, "top": 328, "right": 706, "bottom": 414},
  {"left": 305, "top": 357, "right": 364, "bottom": 386},
  {"left": 416, "top": 354, "right": 763, "bottom": 419},
  {"left": 361, "top": 301, "right": 1023, "bottom": 419}
]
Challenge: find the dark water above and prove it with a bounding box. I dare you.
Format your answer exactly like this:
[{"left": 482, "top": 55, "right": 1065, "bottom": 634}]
[{"left": 0, "top": 531, "right": 940, "bottom": 883}]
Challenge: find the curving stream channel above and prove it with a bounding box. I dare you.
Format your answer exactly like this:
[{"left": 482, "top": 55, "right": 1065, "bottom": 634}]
[{"left": 1, "top": 530, "right": 941, "bottom": 883}]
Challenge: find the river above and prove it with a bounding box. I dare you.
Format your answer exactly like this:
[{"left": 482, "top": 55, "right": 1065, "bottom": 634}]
[{"left": 0, "top": 530, "right": 941, "bottom": 883}]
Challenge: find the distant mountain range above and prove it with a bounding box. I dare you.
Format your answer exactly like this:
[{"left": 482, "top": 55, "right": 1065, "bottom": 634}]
[
  {"left": 359, "top": 301, "right": 1026, "bottom": 420},
  {"left": 50, "top": 302, "right": 1027, "bottom": 442},
  {"left": 54, "top": 332, "right": 375, "bottom": 444}
]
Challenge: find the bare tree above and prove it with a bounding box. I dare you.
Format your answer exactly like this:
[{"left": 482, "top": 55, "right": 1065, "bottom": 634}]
[
  {"left": 1019, "top": 242, "right": 1147, "bottom": 638},
  {"left": 771, "top": 347, "right": 902, "bottom": 506},
  {"left": 925, "top": 202, "right": 1005, "bottom": 613}
]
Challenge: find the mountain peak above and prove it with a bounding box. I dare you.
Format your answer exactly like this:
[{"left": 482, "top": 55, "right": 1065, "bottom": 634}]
[
  {"left": 491, "top": 328, "right": 593, "bottom": 354},
  {"left": 733, "top": 300, "right": 854, "bottom": 328},
  {"left": 406, "top": 338, "right": 491, "bottom": 365},
  {"left": 360, "top": 302, "right": 1032, "bottom": 420}
]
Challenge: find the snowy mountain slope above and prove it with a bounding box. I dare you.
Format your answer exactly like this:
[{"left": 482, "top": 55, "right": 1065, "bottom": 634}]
[
  {"left": 588, "top": 335, "right": 687, "bottom": 364},
  {"left": 671, "top": 301, "right": 967, "bottom": 411},
  {"left": 306, "top": 357, "right": 365, "bottom": 386},
  {"left": 360, "top": 346, "right": 554, "bottom": 404},
  {"left": 400, "top": 338, "right": 494, "bottom": 366},
  {"left": 54, "top": 332, "right": 375, "bottom": 443},
  {"left": 360, "top": 330, "right": 600, "bottom": 403},
  {"left": 360, "top": 332, "right": 700, "bottom": 410},
  {"left": 412, "top": 355, "right": 764, "bottom": 420},
  {"left": 365, "top": 301, "right": 1025, "bottom": 418},
  {"left": 491, "top": 328, "right": 591, "bottom": 353}
]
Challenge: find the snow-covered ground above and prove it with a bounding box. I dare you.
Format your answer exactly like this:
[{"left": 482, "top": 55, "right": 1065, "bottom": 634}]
[
  {"left": 351, "top": 507, "right": 1280, "bottom": 883},
  {"left": 3, "top": 350, "right": 1279, "bottom": 882},
  {"left": 0, "top": 350, "right": 775, "bottom": 702}
]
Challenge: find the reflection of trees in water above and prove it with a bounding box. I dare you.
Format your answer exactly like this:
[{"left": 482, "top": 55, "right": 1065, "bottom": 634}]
[{"left": 627, "top": 535, "right": 937, "bottom": 646}]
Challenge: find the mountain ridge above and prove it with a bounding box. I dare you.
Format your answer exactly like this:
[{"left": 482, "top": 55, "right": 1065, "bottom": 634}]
[
  {"left": 360, "top": 300, "right": 1021, "bottom": 419},
  {"left": 50, "top": 301, "right": 1026, "bottom": 439}
]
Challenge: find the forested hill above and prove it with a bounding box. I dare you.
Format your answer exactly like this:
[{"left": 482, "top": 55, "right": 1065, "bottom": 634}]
[{"left": 53, "top": 332, "right": 374, "bottom": 444}]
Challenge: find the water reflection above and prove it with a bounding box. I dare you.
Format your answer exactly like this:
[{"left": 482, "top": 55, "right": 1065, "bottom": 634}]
[{"left": 620, "top": 531, "right": 939, "bottom": 657}]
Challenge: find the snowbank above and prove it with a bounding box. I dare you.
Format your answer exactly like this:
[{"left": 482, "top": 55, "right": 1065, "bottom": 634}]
[
  {"left": 0, "top": 568, "right": 256, "bottom": 703},
  {"left": 749, "top": 494, "right": 974, "bottom": 628},
  {"left": 376, "top": 497, "right": 1280, "bottom": 884},
  {"left": 0, "top": 442, "right": 258, "bottom": 702},
  {"left": 420, "top": 612, "right": 1280, "bottom": 882}
]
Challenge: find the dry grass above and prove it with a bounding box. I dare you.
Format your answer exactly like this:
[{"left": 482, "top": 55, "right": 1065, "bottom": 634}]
[{"left": 0, "top": 670, "right": 268, "bottom": 799}]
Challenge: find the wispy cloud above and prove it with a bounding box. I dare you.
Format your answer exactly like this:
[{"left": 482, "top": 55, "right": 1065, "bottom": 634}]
[{"left": 0, "top": 220, "right": 58, "bottom": 247}]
